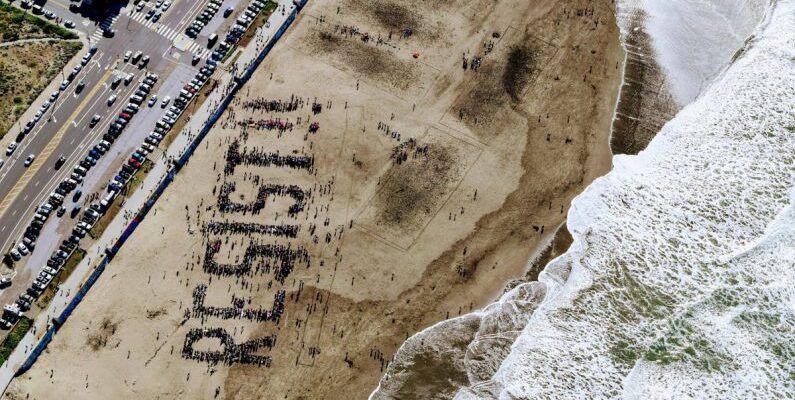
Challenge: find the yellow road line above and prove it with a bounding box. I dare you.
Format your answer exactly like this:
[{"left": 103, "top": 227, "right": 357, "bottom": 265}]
[{"left": 0, "top": 66, "right": 116, "bottom": 219}]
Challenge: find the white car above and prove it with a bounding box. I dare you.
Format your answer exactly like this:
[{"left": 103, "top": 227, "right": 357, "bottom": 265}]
[
  {"left": 17, "top": 243, "right": 29, "bottom": 256},
  {"left": 161, "top": 96, "right": 171, "bottom": 107},
  {"left": 124, "top": 50, "right": 132, "bottom": 61},
  {"left": 148, "top": 95, "right": 158, "bottom": 107},
  {"left": 161, "top": 1, "right": 171, "bottom": 10},
  {"left": 24, "top": 154, "right": 35, "bottom": 167},
  {"left": 107, "top": 94, "right": 117, "bottom": 105},
  {"left": 6, "top": 142, "right": 17, "bottom": 155}
]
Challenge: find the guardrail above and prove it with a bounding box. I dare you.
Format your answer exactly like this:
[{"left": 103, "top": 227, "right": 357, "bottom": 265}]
[{"left": 14, "top": 0, "right": 308, "bottom": 377}]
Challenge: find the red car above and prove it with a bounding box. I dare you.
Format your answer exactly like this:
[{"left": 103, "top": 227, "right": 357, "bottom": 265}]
[
  {"left": 128, "top": 158, "right": 141, "bottom": 168},
  {"left": 119, "top": 112, "right": 132, "bottom": 119},
  {"left": 184, "top": 85, "right": 197, "bottom": 94}
]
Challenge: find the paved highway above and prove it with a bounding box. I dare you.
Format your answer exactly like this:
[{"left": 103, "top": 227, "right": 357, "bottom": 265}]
[{"left": 0, "top": 0, "right": 249, "bottom": 306}]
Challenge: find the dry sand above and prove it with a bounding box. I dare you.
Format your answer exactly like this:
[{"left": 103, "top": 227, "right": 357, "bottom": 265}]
[{"left": 6, "top": 0, "right": 623, "bottom": 398}]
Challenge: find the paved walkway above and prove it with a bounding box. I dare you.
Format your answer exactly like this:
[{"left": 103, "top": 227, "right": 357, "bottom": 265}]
[
  {"left": 0, "top": 37, "right": 79, "bottom": 48},
  {"left": 0, "top": 0, "right": 298, "bottom": 394}
]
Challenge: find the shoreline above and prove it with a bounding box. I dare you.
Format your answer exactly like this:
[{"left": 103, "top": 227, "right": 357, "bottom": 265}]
[{"left": 7, "top": 0, "right": 629, "bottom": 398}]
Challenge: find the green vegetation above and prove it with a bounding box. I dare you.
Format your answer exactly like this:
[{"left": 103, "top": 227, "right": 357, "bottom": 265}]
[
  {"left": 0, "top": 316, "right": 32, "bottom": 364},
  {"left": 0, "top": 3, "right": 82, "bottom": 138},
  {"left": 238, "top": 0, "right": 278, "bottom": 48},
  {"left": 0, "top": 2, "right": 78, "bottom": 41},
  {"left": 161, "top": 79, "right": 217, "bottom": 148},
  {"left": 0, "top": 40, "right": 82, "bottom": 138},
  {"left": 36, "top": 248, "right": 86, "bottom": 308}
]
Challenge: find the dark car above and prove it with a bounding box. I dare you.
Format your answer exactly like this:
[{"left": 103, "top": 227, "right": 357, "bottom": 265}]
[
  {"left": 70, "top": 205, "right": 81, "bottom": 218},
  {"left": 54, "top": 155, "right": 66, "bottom": 170},
  {"left": 57, "top": 206, "right": 66, "bottom": 217},
  {"left": 90, "top": 114, "right": 102, "bottom": 127},
  {"left": 121, "top": 164, "right": 136, "bottom": 175}
]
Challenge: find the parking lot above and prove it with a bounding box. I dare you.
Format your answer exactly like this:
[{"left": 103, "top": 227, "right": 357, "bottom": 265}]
[{"left": 0, "top": 0, "right": 277, "bottom": 327}]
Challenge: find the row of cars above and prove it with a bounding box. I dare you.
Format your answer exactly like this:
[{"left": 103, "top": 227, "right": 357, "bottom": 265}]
[
  {"left": 20, "top": 0, "right": 76, "bottom": 28},
  {"left": 137, "top": 0, "right": 172, "bottom": 22},
  {"left": 1, "top": 45, "right": 99, "bottom": 169},
  {"left": 7, "top": 71, "right": 156, "bottom": 263},
  {"left": 210, "top": 0, "right": 271, "bottom": 63},
  {"left": 0, "top": 72, "right": 165, "bottom": 329},
  {"left": 185, "top": 0, "right": 231, "bottom": 38}
]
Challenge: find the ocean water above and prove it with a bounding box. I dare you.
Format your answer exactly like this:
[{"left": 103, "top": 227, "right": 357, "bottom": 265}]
[
  {"left": 639, "top": 0, "right": 767, "bottom": 105},
  {"left": 372, "top": 0, "right": 795, "bottom": 398}
]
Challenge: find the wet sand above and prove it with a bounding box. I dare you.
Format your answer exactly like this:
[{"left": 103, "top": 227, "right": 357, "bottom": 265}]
[{"left": 6, "top": 0, "right": 625, "bottom": 399}]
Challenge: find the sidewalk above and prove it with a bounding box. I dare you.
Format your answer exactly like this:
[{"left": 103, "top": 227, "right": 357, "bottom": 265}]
[{"left": 0, "top": 0, "right": 299, "bottom": 393}]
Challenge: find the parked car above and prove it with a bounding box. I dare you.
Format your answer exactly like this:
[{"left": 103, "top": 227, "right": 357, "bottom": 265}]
[{"left": 17, "top": 243, "right": 29, "bottom": 256}]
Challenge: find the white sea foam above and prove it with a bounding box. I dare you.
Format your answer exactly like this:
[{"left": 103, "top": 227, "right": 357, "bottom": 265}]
[
  {"left": 639, "top": 0, "right": 768, "bottom": 105},
  {"left": 372, "top": 0, "right": 795, "bottom": 398}
]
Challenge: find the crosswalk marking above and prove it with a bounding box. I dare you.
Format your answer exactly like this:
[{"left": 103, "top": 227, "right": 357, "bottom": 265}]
[
  {"left": 126, "top": 10, "right": 212, "bottom": 59},
  {"left": 90, "top": 14, "right": 120, "bottom": 42},
  {"left": 128, "top": 10, "right": 157, "bottom": 28},
  {"left": 187, "top": 43, "right": 212, "bottom": 58}
]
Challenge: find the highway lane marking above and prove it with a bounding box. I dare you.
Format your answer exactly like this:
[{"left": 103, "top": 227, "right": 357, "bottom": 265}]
[
  {"left": 0, "top": 66, "right": 143, "bottom": 253},
  {"left": 0, "top": 67, "right": 117, "bottom": 221}
]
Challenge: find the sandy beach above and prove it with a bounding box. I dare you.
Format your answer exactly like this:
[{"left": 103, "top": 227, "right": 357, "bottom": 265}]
[{"left": 5, "top": 0, "right": 623, "bottom": 398}]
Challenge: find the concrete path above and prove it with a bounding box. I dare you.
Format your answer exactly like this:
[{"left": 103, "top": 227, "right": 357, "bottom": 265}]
[{"left": 0, "top": 37, "right": 79, "bottom": 48}]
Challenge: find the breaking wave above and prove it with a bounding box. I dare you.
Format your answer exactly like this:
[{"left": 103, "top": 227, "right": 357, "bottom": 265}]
[{"left": 372, "top": 0, "right": 794, "bottom": 398}]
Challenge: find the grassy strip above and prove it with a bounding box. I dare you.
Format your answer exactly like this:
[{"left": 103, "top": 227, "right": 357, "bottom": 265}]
[
  {"left": 88, "top": 159, "right": 155, "bottom": 240},
  {"left": 0, "top": 2, "right": 78, "bottom": 41},
  {"left": 237, "top": 0, "right": 278, "bottom": 48},
  {"left": 220, "top": 44, "right": 238, "bottom": 63},
  {"left": 160, "top": 78, "right": 218, "bottom": 149},
  {"left": 0, "top": 316, "right": 32, "bottom": 364},
  {"left": 35, "top": 248, "right": 85, "bottom": 308}
]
